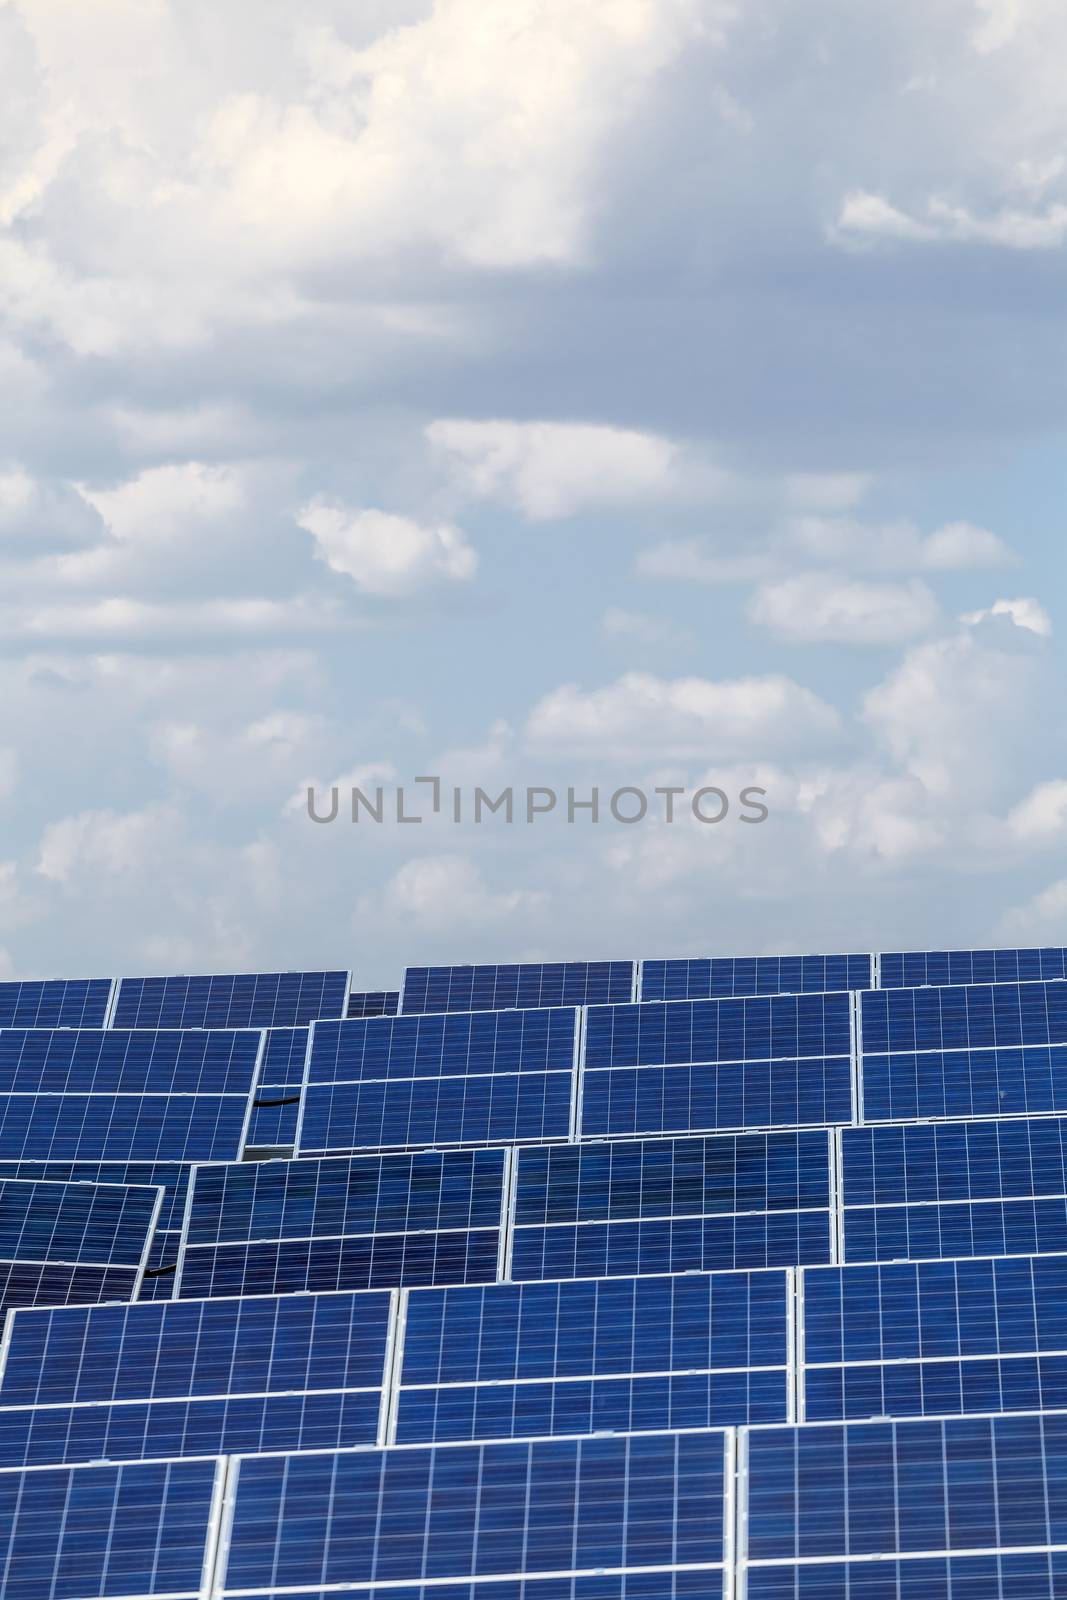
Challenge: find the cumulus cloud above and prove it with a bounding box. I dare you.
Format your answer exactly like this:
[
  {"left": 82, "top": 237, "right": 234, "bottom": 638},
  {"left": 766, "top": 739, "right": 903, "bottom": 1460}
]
[
  {"left": 783, "top": 516, "right": 1012, "bottom": 573},
  {"left": 600, "top": 607, "right": 689, "bottom": 646},
  {"left": 426, "top": 419, "right": 702, "bottom": 520},
  {"left": 748, "top": 573, "right": 941, "bottom": 645},
  {"left": 832, "top": 190, "right": 1067, "bottom": 251},
  {"left": 961, "top": 596, "right": 1052, "bottom": 636},
  {"left": 525, "top": 671, "right": 841, "bottom": 758},
  {"left": 358, "top": 854, "right": 545, "bottom": 934},
  {"left": 636, "top": 541, "right": 773, "bottom": 584},
  {"left": 1007, "top": 780, "right": 1067, "bottom": 842},
  {"left": 36, "top": 804, "right": 180, "bottom": 885},
  {"left": 297, "top": 500, "right": 477, "bottom": 595},
  {"left": 996, "top": 877, "right": 1067, "bottom": 942}
]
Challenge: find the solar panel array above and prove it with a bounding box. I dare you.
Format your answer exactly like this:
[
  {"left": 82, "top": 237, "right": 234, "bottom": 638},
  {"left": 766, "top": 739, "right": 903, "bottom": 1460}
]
[{"left": 4, "top": 946, "right": 1067, "bottom": 1598}]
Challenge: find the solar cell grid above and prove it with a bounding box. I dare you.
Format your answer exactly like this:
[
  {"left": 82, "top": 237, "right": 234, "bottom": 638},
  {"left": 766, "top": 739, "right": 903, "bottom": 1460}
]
[
  {"left": 112, "top": 969, "right": 348, "bottom": 1029},
  {"left": 584, "top": 992, "right": 852, "bottom": 1069},
  {"left": 220, "top": 1432, "right": 727, "bottom": 1593},
  {"left": 347, "top": 990, "right": 400, "bottom": 1018},
  {"left": 0, "top": 1177, "right": 161, "bottom": 1267},
  {"left": 640, "top": 953, "right": 872, "bottom": 1002},
  {"left": 860, "top": 979, "right": 1067, "bottom": 1055},
  {"left": 0, "top": 1026, "right": 263, "bottom": 1095},
  {"left": 309, "top": 1009, "right": 579, "bottom": 1083},
  {"left": 0, "top": 978, "right": 112, "bottom": 1030},
  {"left": 580, "top": 1057, "right": 853, "bottom": 1137},
  {"left": 297, "top": 1072, "right": 573, "bottom": 1155},
  {"left": 879, "top": 946, "right": 1067, "bottom": 989},
  {"left": 0, "top": 1456, "right": 219, "bottom": 1599},
  {"left": 0, "top": 1090, "right": 253, "bottom": 1162},
  {"left": 400, "top": 961, "right": 636, "bottom": 1014},
  {"left": 0, "top": 1161, "right": 192, "bottom": 1232},
  {"left": 860, "top": 1043, "right": 1067, "bottom": 1123}
]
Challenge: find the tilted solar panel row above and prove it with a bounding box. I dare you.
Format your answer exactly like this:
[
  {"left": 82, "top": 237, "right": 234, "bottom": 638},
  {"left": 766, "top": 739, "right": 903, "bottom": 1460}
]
[
  {"left": 112, "top": 969, "right": 350, "bottom": 1029},
  {"left": 400, "top": 961, "right": 636, "bottom": 1014},
  {"left": 0, "top": 1177, "right": 163, "bottom": 1318},
  {"left": 0, "top": 978, "right": 112, "bottom": 1030}
]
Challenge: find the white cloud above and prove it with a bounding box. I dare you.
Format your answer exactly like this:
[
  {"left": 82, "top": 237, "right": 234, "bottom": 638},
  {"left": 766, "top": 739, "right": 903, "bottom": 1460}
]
[
  {"left": 1007, "top": 779, "right": 1067, "bottom": 842},
  {"left": 426, "top": 418, "right": 700, "bottom": 520},
  {"left": 636, "top": 540, "right": 773, "bottom": 584},
  {"left": 297, "top": 500, "right": 477, "bottom": 595},
  {"left": 0, "top": 468, "right": 104, "bottom": 557},
  {"left": 748, "top": 573, "right": 940, "bottom": 644},
  {"left": 833, "top": 189, "right": 1067, "bottom": 250},
  {"left": 525, "top": 671, "right": 841, "bottom": 758},
  {"left": 785, "top": 516, "right": 1012, "bottom": 572},
  {"left": 783, "top": 474, "right": 872, "bottom": 511},
  {"left": 80, "top": 462, "right": 245, "bottom": 546},
  {"left": 0, "top": 595, "right": 343, "bottom": 647},
  {"left": 996, "top": 877, "right": 1067, "bottom": 942},
  {"left": 359, "top": 854, "right": 545, "bottom": 933},
  {"left": 961, "top": 596, "right": 1052, "bottom": 636},
  {"left": 36, "top": 804, "right": 179, "bottom": 884}
]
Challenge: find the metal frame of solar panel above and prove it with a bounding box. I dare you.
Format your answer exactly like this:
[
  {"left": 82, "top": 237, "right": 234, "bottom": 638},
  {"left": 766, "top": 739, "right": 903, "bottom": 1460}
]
[
  {"left": 0, "top": 1176, "right": 164, "bottom": 1318},
  {"left": 296, "top": 1009, "right": 580, "bottom": 1156}
]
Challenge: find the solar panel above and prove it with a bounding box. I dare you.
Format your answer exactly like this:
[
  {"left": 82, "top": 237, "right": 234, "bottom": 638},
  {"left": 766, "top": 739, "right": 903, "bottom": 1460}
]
[
  {"left": 176, "top": 1149, "right": 507, "bottom": 1298},
  {"left": 879, "top": 946, "right": 1067, "bottom": 989},
  {"left": 245, "top": 1092, "right": 301, "bottom": 1150},
  {"left": 511, "top": 1133, "right": 833, "bottom": 1279},
  {"left": 801, "top": 1253, "right": 1067, "bottom": 1422},
  {"left": 585, "top": 992, "right": 853, "bottom": 1066},
  {"left": 137, "top": 1230, "right": 180, "bottom": 1300},
  {"left": 641, "top": 953, "right": 873, "bottom": 1001},
  {"left": 0, "top": 1161, "right": 192, "bottom": 1232},
  {"left": 0, "top": 1026, "right": 263, "bottom": 1094},
  {"left": 0, "top": 1177, "right": 161, "bottom": 1316},
  {"left": 0, "top": 1456, "right": 219, "bottom": 1599},
  {"left": 742, "top": 1413, "right": 1067, "bottom": 1577},
  {"left": 400, "top": 961, "right": 636, "bottom": 1014},
  {"left": 860, "top": 980, "right": 1067, "bottom": 1054},
  {"left": 0, "top": 978, "right": 112, "bottom": 1029},
  {"left": 261, "top": 1027, "right": 310, "bottom": 1087},
  {"left": 0, "top": 1289, "right": 392, "bottom": 1466},
  {"left": 742, "top": 1552, "right": 1067, "bottom": 1598},
  {"left": 218, "top": 1433, "right": 728, "bottom": 1594},
  {"left": 860, "top": 1044, "right": 1067, "bottom": 1122},
  {"left": 0, "top": 1091, "right": 253, "bottom": 1162},
  {"left": 347, "top": 989, "right": 400, "bottom": 1018},
  {"left": 111, "top": 970, "right": 348, "bottom": 1029},
  {"left": 396, "top": 1269, "right": 790, "bottom": 1441},
  {"left": 581, "top": 1058, "right": 853, "bottom": 1137}
]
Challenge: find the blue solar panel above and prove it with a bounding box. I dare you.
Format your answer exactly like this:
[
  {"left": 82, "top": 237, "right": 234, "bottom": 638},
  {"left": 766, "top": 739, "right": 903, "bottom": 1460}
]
[
  {"left": 220, "top": 1433, "right": 726, "bottom": 1593},
  {"left": 0, "top": 1457, "right": 218, "bottom": 1598},
  {"left": 843, "top": 1116, "right": 1067, "bottom": 1206},
  {"left": 585, "top": 992, "right": 852, "bottom": 1067},
  {"left": 0, "top": 1092, "right": 252, "bottom": 1161},
  {"left": 0, "top": 1289, "right": 391, "bottom": 1465},
  {"left": 879, "top": 946, "right": 1067, "bottom": 989},
  {"left": 580, "top": 1058, "right": 852, "bottom": 1137},
  {"left": 641, "top": 953, "right": 872, "bottom": 1001},
  {"left": 298, "top": 1073, "right": 573, "bottom": 1154},
  {"left": 223, "top": 1583, "right": 728, "bottom": 1600},
  {"left": 861, "top": 1045, "right": 1067, "bottom": 1122},
  {"left": 0, "top": 1027, "right": 263, "bottom": 1094},
  {"left": 112, "top": 970, "right": 348, "bottom": 1029},
  {"left": 347, "top": 990, "right": 400, "bottom": 1018},
  {"left": 0, "top": 1177, "right": 160, "bottom": 1266},
  {"left": 309, "top": 1010, "right": 579, "bottom": 1081},
  {"left": 177, "top": 1150, "right": 506, "bottom": 1298},
  {"left": 860, "top": 980, "right": 1067, "bottom": 1054},
  {"left": 137, "top": 1231, "right": 179, "bottom": 1299},
  {"left": 0, "top": 978, "right": 112, "bottom": 1029},
  {"left": 744, "top": 1553, "right": 1067, "bottom": 1598},
  {"left": 744, "top": 1413, "right": 1067, "bottom": 1564},
  {"left": 261, "top": 1027, "right": 309, "bottom": 1087},
  {"left": 0, "top": 1177, "right": 161, "bottom": 1317},
  {"left": 0, "top": 1161, "right": 191, "bottom": 1232},
  {"left": 802, "top": 1253, "right": 1067, "bottom": 1421},
  {"left": 401, "top": 961, "right": 635, "bottom": 1014},
  {"left": 245, "top": 1093, "right": 300, "bottom": 1148},
  {"left": 396, "top": 1270, "right": 789, "bottom": 1440},
  {"left": 511, "top": 1133, "right": 832, "bottom": 1279}
]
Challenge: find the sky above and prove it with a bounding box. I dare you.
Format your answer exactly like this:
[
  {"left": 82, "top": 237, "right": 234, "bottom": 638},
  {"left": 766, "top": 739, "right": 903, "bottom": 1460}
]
[{"left": 2, "top": 0, "right": 1067, "bottom": 986}]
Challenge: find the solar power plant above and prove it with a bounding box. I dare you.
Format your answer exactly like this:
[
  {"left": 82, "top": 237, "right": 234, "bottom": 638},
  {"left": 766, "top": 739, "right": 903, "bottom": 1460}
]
[{"left": 5, "top": 944, "right": 1067, "bottom": 1598}]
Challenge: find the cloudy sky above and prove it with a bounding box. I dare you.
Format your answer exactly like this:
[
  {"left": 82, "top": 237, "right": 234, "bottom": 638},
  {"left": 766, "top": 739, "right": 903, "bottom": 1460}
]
[{"left": 2, "top": 0, "right": 1066, "bottom": 985}]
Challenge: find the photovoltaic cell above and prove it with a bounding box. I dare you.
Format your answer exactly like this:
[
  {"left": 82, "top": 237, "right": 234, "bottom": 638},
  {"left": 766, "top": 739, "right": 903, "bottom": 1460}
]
[
  {"left": 309, "top": 1010, "right": 579, "bottom": 1082},
  {"left": 580, "top": 1057, "right": 852, "bottom": 1137},
  {"left": 0, "top": 1177, "right": 161, "bottom": 1317},
  {"left": 511, "top": 1133, "right": 832, "bottom": 1280},
  {"left": 879, "top": 946, "right": 1067, "bottom": 989},
  {"left": 744, "top": 1413, "right": 1067, "bottom": 1564},
  {"left": 219, "top": 1582, "right": 728, "bottom": 1600},
  {"left": 137, "top": 1231, "right": 180, "bottom": 1300},
  {"left": 298, "top": 1073, "right": 573, "bottom": 1155},
  {"left": 0, "top": 978, "right": 111, "bottom": 1030},
  {"left": 842, "top": 1116, "right": 1067, "bottom": 1207},
  {"left": 245, "top": 1093, "right": 301, "bottom": 1149},
  {"left": 0, "top": 1091, "right": 252, "bottom": 1161},
  {"left": 802, "top": 1253, "right": 1067, "bottom": 1421},
  {"left": 0, "top": 1161, "right": 192, "bottom": 1232},
  {"left": 860, "top": 980, "right": 1067, "bottom": 1054},
  {"left": 220, "top": 1433, "right": 727, "bottom": 1593},
  {"left": 261, "top": 1028, "right": 310, "bottom": 1088},
  {"left": 585, "top": 992, "right": 852, "bottom": 1068},
  {"left": 0, "top": 1456, "right": 218, "bottom": 1599},
  {"left": 0, "top": 1289, "right": 391, "bottom": 1465},
  {"left": 396, "top": 1269, "right": 789, "bottom": 1440},
  {"left": 860, "top": 1045, "right": 1067, "bottom": 1122},
  {"left": 641, "top": 953, "right": 872, "bottom": 1001},
  {"left": 112, "top": 970, "right": 348, "bottom": 1029},
  {"left": 0, "top": 1026, "right": 263, "bottom": 1095},
  {"left": 400, "top": 961, "right": 635, "bottom": 1014},
  {"left": 177, "top": 1149, "right": 506, "bottom": 1298},
  {"left": 744, "top": 1553, "right": 1067, "bottom": 1599}
]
